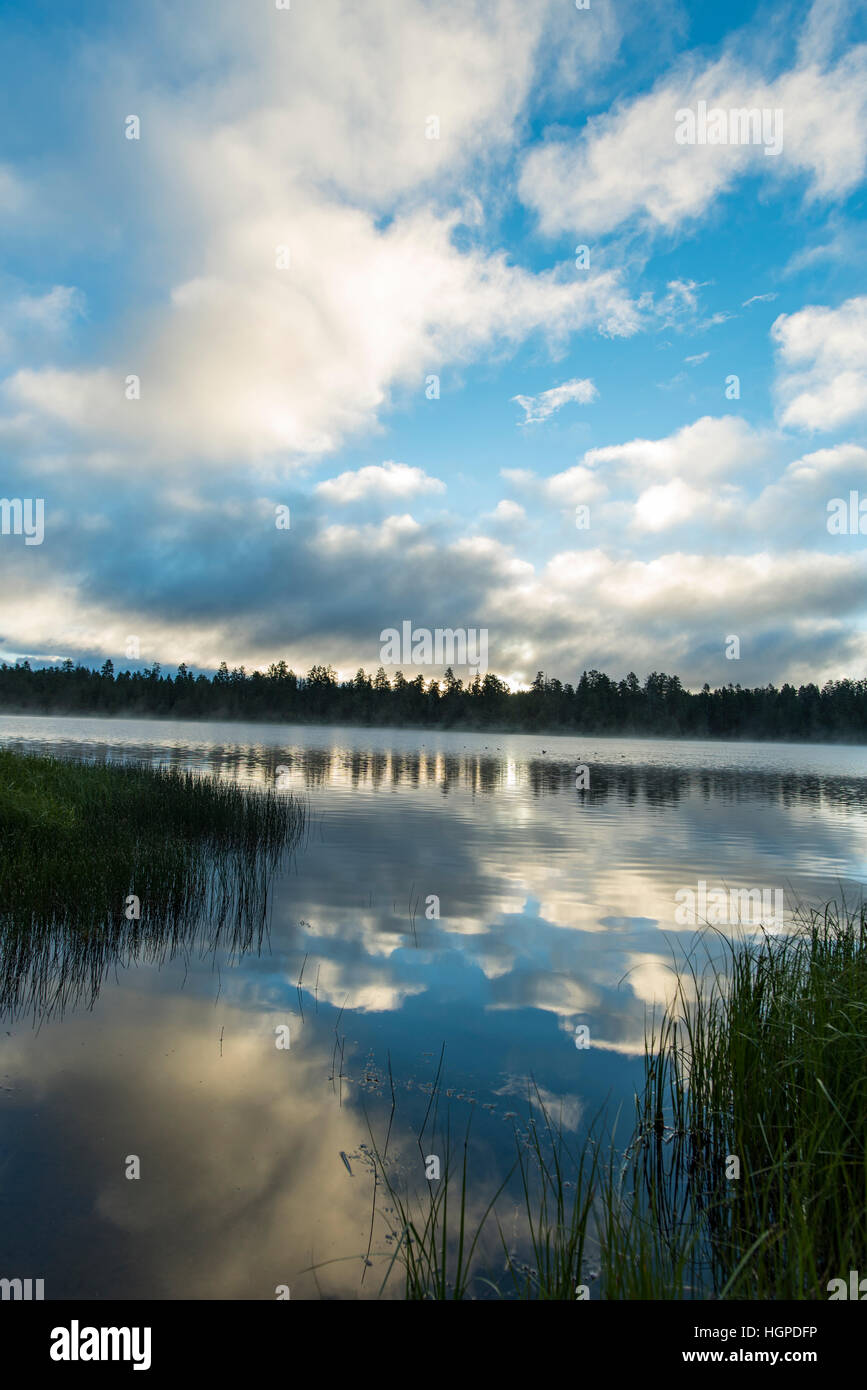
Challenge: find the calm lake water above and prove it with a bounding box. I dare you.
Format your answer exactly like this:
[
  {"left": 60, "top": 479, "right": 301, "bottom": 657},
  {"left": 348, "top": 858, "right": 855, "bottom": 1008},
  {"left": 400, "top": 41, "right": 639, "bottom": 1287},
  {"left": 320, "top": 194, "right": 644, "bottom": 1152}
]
[{"left": 2, "top": 714, "right": 867, "bottom": 1299}]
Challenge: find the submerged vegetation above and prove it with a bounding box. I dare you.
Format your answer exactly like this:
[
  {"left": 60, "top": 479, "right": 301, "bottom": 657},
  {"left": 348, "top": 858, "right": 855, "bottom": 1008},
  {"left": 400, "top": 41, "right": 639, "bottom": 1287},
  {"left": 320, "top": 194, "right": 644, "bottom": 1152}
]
[
  {"left": 3, "top": 658, "right": 867, "bottom": 742},
  {"left": 362, "top": 904, "right": 867, "bottom": 1299},
  {"left": 0, "top": 747, "right": 305, "bottom": 1019}
]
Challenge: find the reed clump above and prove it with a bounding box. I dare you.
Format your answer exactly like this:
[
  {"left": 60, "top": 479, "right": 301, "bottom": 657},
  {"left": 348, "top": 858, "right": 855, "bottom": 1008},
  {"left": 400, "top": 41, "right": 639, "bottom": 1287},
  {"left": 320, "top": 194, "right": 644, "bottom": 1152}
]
[
  {"left": 0, "top": 747, "right": 305, "bottom": 1018},
  {"left": 630, "top": 903, "right": 867, "bottom": 1298},
  {"left": 365, "top": 903, "right": 867, "bottom": 1299}
]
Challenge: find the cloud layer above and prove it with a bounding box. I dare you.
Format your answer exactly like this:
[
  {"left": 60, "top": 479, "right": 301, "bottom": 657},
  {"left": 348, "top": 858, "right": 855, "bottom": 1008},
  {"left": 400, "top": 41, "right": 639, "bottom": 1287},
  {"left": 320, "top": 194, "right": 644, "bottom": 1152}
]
[{"left": 1, "top": 0, "right": 866, "bottom": 691}]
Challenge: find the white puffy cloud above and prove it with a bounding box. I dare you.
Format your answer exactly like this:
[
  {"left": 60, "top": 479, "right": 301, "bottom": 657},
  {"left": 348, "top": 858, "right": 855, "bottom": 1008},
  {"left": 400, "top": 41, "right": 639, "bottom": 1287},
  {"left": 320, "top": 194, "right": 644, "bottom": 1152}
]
[
  {"left": 487, "top": 499, "right": 526, "bottom": 524},
  {"left": 500, "top": 416, "right": 777, "bottom": 527},
  {"left": 750, "top": 442, "right": 867, "bottom": 534},
  {"left": 315, "top": 461, "right": 445, "bottom": 505},
  {"left": 501, "top": 463, "right": 607, "bottom": 509},
  {"left": 0, "top": 0, "right": 641, "bottom": 472},
  {"left": 581, "top": 415, "right": 774, "bottom": 486},
  {"left": 490, "top": 547, "right": 867, "bottom": 659},
  {"left": 779, "top": 442, "right": 867, "bottom": 486},
  {"left": 632, "top": 478, "right": 740, "bottom": 533},
  {"left": 505, "top": 415, "right": 833, "bottom": 538},
  {"left": 3, "top": 208, "right": 638, "bottom": 469},
  {"left": 772, "top": 295, "right": 867, "bottom": 432},
  {"left": 317, "top": 513, "right": 428, "bottom": 559},
  {"left": 519, "top": 18, "right": 867, "bottom": 237}
]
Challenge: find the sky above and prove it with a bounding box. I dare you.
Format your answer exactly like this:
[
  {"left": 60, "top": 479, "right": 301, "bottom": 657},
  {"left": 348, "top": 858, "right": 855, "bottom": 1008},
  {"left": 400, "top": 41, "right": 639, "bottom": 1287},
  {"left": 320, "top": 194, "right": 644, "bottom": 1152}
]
[{"left": 1, "top": 0, "right": 866, "bottom": 690}]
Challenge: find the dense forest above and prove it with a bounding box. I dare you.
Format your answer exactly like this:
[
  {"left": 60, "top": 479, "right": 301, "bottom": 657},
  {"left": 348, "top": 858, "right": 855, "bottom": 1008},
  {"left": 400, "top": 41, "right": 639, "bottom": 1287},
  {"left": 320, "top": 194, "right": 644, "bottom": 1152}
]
[{"left": 1, "top": 658, "right": 867, "bottom": 742}]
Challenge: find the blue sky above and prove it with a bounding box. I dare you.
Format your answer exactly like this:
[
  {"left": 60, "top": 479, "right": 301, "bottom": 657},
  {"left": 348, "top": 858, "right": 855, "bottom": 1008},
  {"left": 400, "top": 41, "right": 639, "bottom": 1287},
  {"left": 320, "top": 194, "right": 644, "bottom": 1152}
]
[{"left": 1, "top": 0, "right": 866, "bottom": 688}]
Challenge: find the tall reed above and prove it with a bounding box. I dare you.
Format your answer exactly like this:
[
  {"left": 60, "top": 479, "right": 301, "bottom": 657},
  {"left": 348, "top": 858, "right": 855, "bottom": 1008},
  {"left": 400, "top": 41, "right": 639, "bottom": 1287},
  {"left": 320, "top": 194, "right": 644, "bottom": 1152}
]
[
  {"left": 364, "top": 903, "right": 867, "bottom": 1299},
  {"left": 0, "top": 747, "right": 305, "bottom": 1019}
]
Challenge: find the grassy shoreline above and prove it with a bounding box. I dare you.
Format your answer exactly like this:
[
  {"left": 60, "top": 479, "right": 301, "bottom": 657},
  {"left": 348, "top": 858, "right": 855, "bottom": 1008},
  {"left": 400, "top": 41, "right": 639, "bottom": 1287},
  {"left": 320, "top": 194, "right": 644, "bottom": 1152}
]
[
  {"left": 364, "top": 905, "right": 867, "bottom": 1300},
  {"left": 0, "top": 746, "right": 305, "bottom": 1018}
]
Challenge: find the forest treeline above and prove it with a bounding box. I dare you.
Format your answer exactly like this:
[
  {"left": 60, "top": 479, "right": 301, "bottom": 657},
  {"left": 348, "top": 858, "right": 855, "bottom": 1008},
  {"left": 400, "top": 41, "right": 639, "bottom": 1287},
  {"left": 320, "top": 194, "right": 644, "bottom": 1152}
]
[{"left": 1, "top": 658, "right": 867, "bottom": 741}]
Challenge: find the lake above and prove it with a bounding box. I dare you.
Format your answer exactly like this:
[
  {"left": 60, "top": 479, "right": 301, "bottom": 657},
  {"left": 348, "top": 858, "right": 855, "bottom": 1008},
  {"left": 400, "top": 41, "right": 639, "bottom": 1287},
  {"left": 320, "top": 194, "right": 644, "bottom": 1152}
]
[{"left": 2, "top": 714, "right": 866, "bottom": 1299}]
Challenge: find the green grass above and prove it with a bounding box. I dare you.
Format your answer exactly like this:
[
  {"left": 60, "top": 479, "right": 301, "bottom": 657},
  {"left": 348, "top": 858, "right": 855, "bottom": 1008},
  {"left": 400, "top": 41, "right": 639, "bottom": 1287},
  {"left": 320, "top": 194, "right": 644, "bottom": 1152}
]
[
  {"left": 631, "top": 903, "right": 867, "bottom": 1298},
  {"left": 362, "top": 903, "right": 867, "bottom": 1300},
  {"left": 0, "top": 746, "right": 305, "bottom": 1018}
]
